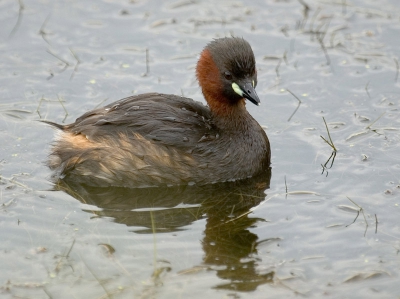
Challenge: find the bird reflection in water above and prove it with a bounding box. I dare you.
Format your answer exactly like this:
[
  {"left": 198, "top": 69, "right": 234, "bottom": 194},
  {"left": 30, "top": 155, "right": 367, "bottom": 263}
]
[{"left": 55, "top": 168, "right": 273, "bottom": 292}]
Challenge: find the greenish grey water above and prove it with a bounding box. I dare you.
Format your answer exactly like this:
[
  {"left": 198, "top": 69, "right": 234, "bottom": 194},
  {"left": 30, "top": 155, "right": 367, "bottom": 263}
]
[{"left": 1, "top": 0, "right": 399, "bottom": 298}]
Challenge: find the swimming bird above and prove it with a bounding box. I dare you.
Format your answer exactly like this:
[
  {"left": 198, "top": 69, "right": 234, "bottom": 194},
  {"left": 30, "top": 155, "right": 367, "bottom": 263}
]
[{"left": 44, "top": 37, "right": 271, "bottom": 188}]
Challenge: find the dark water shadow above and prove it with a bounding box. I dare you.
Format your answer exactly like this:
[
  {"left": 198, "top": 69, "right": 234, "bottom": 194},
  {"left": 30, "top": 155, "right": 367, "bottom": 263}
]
[{"left": 55, "top": 168, "right": 274, "bottom": 291}]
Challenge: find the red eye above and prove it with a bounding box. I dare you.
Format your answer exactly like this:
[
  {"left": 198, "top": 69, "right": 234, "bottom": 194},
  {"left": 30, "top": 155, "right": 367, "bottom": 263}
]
[{"left": 224, "top": 72, "right": 232, "bottom": 80}]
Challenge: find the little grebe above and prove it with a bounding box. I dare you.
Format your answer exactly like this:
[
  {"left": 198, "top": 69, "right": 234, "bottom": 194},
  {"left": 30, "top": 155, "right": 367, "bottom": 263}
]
[{"left": 44, "top": 37, "right": 271, "bottom": 188}]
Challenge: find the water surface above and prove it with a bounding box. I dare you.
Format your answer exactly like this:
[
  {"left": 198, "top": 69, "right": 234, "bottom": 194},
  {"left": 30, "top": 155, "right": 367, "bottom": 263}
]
[{"left": 1, "top": 0, "right": 399, "bottom": 298}]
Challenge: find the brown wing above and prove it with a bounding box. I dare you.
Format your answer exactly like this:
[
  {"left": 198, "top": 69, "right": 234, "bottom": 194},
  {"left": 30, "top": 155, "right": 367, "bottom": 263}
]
[{"left": 66, "top": 93, "right": 216, "bottom": 149}]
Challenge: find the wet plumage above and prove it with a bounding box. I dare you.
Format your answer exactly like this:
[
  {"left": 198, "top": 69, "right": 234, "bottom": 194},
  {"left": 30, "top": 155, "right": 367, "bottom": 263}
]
[{"left": 44, "top": 37, "right": 271, "bottom": 188}]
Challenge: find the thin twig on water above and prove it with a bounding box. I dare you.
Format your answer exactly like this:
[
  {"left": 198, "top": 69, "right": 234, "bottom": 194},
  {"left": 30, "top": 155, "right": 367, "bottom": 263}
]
[
  {"left": 309, "top": 7, "right": 322, "bottom": 35},
  {"left": 275, "top": 59, "right": 282, "bottom": 78},
  {"left": 286, "top": 89, "right": 302, "bottom": 121},
  {"left": 55, "top": 239, "right": 75, "bottom": 273},
  {"left": 321, "top": 151, "right": 336, "bottom": 177},
  {"left": 320, "top": 117, "right": 337, "bottom": 152},
  {"left": 69, "top": 48, "right": 81, "bottom": 80},
  {"left": 284, "top": 175, "right": 288, "bottom": 194},
  {"left": 284, "top": 175, "right": 288, "bottom": 199},
  {"left": 320, "top": 117, "right": 337, "bottom": 176},
  {"left": 47, "top": 49, "right": 70, "bottom": 73},
  {"left": 39, "top": 13, "right": 51, "bottom": 44},
  {"left": 81, "top": 256, "right": 112, "bottom": 299},
  {"left": 57, "top": 95, "right": 68, "bottom": 123},
  {"left": 345, "top": 196, "right": 368, "bottom": 237},
  {"left": 365, "top": 81, "right": 371, "bottom": 99},
  {"left": 317, "top": 20, "right": 332, "bottom": 66},
  {"left": 365, "top": 112, "right": 386, "bottom": 130},
  {"left": 9, "top": 0, "right": 24, "bottom": 38},
  {"left": 297, "top": 0, "right": 310, "bottom": 29},
  {"left": 283, "top": 50, "right": 288, "bottom": 65},
  {"left": 36, "top": 95, "right": 45, "bottom": 119}
]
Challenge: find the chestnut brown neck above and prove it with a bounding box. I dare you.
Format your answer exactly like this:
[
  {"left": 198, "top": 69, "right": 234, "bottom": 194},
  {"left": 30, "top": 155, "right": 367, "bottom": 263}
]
[{"left": 196, "top": 49, "right": 248, "bottom": 125}]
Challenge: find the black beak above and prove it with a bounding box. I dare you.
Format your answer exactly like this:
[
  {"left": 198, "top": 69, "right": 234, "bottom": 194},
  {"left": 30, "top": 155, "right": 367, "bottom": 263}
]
[{"left": 241, "top": 82, "right": 260, "bottom": 106}]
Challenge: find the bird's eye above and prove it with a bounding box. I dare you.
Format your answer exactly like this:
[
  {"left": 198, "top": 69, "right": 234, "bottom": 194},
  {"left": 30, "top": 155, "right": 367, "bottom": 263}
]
[{"left": 224, "top": 72, "right": 232, "bottom": 80}]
